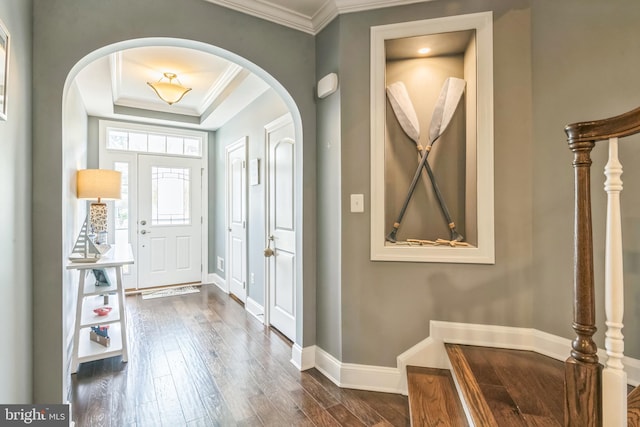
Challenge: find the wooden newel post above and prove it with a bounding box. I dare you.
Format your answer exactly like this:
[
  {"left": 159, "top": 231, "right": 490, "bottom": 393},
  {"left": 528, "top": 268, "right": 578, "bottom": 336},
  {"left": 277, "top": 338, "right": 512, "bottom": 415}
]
[{"left": 564, "top": 139, "right": 602, "bottom": 427}]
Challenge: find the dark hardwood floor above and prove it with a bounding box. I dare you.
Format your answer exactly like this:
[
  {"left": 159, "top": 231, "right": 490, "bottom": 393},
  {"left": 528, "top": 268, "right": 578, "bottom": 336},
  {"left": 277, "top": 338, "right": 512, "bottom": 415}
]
[
  {"left": 71, "top": 285, "right": 410, "bottom": 427},
  {"left": 449, "top": 344, "right": 565, "bottom": 426}
]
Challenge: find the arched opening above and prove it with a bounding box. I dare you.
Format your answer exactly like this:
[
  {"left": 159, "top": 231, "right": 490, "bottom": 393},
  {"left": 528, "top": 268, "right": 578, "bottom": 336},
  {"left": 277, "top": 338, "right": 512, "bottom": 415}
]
[{"left": 61, "top": 37, "right": 306, "bottom": 382}]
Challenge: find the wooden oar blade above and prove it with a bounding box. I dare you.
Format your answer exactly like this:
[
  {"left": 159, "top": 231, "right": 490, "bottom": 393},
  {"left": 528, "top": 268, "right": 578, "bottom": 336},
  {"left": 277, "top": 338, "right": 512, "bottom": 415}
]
[
  {"left": 428, "top": 77, "right": 466, "bottom": 144},
  {"left": 386, "top": 81, "right": 420, "bottom": 143}
]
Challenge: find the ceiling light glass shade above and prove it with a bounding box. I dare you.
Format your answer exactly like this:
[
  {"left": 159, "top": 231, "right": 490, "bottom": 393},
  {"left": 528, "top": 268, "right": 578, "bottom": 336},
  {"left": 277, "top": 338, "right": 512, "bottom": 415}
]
[{"left": 147, "top": 72, "right": 192, "bottom": 105}]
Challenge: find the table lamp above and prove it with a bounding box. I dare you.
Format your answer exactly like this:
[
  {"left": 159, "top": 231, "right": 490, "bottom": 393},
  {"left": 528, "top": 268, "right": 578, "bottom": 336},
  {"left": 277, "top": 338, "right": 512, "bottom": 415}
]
[{"left": 77, "top": 169, "right": 121, "bottom": 244}]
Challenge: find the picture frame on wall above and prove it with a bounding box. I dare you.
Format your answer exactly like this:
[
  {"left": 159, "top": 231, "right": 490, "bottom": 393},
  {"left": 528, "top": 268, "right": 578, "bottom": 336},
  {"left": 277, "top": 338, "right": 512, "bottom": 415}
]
[{"left": 0, "top": 18, "right": 9, "bottom": 121}]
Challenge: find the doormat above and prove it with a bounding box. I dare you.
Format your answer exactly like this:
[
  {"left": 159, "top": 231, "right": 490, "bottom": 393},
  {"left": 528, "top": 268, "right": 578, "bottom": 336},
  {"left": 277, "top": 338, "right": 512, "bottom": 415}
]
[{"left": 141, "top": 285, "right": 200, "bottom": 300}]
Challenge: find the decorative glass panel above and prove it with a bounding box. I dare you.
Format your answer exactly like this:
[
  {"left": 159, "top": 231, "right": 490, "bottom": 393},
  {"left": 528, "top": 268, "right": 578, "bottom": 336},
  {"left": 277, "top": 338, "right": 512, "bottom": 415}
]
[{"left": 151, "top": 167, "right": 190, "bottom": 225}]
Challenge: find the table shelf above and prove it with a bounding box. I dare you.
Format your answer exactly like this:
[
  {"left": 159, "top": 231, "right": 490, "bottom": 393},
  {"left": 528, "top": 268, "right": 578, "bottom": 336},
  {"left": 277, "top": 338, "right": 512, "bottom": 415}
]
[
  {"left": 77, "top": 323, "right": 123, "bottom": 362},
  {"left": 80, "top": 294, "right": 121, "bottom": 326},
  {"left": 67, "top": 244, "right": 134, "bottom": 374}
]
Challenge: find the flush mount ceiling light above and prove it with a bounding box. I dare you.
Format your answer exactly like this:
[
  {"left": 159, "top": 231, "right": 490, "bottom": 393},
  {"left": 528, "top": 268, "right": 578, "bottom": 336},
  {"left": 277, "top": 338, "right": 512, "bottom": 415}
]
[
  {"left": 147, "top": 72, "right": 192, "bottom": 105},
  {"left": 418, "top": 47, "right": 431, "bottom": 55}
]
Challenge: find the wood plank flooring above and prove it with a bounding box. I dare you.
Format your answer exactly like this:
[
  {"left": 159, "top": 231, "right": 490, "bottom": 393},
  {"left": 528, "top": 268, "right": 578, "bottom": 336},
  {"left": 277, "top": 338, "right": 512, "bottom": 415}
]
[
  {"left": 406, "top": 366, "right": 468, "bottom": 427},
  {"left": 71, "top": 285, "right": 410, "bottom": 427},
  {"left": 446, "top": 344, "right": 565, "bottom": 426}
]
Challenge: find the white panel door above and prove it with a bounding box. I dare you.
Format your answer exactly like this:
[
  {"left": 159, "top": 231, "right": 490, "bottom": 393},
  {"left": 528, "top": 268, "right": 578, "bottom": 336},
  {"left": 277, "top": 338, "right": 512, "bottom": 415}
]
[
  {"left": 138, "top": 154, "right": 202, "bottom": 288},
  {"left": 266, "top": 115, "right": 296, "bottom": 341},
  {"left": 226, "top": 138, "right": 247, "bottom": 302}
]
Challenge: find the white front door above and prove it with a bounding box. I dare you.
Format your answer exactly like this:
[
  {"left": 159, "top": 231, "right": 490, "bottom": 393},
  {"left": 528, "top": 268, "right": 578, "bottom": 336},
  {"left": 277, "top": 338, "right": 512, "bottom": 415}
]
[
  {"left": 226, "top": 138, "right": 247, "bottom": 302},
  {"left": 137, "top": 154, "right": 203, "bottom": 288},
  {"left": 266, "top": 114, "right": 296, "bottom": 341}
]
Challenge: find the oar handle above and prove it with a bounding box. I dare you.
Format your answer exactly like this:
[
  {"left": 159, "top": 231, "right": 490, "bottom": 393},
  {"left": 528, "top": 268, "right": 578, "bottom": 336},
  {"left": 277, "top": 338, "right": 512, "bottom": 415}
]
[
  {"left": 422, "top": 157, "right": 464, "bottom": 242},
  {"left": 385, "top": 143, "right": 434, "bottom": 243}
]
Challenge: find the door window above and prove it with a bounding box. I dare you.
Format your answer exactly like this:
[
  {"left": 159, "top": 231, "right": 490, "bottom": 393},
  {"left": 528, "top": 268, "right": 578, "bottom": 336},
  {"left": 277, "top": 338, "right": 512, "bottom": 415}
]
[{"left": 151, "top": 167, "right": 191, "bottom": 226}]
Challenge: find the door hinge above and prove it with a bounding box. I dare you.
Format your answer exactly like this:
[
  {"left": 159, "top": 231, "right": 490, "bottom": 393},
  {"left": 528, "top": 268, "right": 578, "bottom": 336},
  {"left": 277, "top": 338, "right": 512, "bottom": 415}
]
[
  {"left": 243, "top": 221, "right": 246, "bottom": 229},
  {"left": 243, "top": 160, "right": 246, "bottom": 168},
  {"left": 243, "top": 281, "right": 246, "bottom": 289},
  {"left": 201, "top": 264, "right": 203, "bottom": 272}
]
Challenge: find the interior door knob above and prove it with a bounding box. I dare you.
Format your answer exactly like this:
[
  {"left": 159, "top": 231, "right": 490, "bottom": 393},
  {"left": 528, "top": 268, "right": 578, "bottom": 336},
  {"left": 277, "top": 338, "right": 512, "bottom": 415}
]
[
  {"left": 264, "top": 247, "right": 274, "bottom": 257},
  {"left": 140, "top": 230, "right": 150, "bottom": 235}
]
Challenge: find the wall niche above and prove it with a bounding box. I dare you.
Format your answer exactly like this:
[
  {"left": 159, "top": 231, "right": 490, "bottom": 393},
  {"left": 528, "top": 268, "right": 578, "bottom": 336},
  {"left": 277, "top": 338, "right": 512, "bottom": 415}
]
[{"left": 370, "top": 12, "right": 495, "bottom": 264}]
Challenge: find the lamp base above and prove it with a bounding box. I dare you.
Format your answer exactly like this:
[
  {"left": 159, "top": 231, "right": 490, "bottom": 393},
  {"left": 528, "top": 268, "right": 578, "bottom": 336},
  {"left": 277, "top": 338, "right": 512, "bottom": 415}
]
[{"left": 90, "top": 202, "right": 107, "bottom": 232}]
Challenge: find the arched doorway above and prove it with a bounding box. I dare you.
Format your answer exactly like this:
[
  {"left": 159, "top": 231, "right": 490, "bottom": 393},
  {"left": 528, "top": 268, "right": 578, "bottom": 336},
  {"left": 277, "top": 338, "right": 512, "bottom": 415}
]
[{"left": 61, "top": 37, "right": 305, "bottom": 381}]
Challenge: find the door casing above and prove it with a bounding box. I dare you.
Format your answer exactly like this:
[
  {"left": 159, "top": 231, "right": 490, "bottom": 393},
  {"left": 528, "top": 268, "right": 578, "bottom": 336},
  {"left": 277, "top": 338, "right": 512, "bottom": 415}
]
[
  {"left": 98, "top": 120, "right": 208, "bottom": 290},
  {"left": 225, "top": 137, "right": 248, "bottom": 302}
]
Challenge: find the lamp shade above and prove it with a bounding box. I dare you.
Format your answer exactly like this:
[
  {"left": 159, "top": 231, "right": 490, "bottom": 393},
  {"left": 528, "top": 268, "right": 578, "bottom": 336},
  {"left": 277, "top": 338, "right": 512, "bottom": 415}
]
[{"left": 77, "top": 169, "right": 121, "bottom": 201}]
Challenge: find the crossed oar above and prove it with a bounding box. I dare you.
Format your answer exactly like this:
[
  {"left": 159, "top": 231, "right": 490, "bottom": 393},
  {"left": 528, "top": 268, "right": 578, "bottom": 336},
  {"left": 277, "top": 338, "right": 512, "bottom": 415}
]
[{"left": 385, "top": 78, "right": 466, "bottom": 244}]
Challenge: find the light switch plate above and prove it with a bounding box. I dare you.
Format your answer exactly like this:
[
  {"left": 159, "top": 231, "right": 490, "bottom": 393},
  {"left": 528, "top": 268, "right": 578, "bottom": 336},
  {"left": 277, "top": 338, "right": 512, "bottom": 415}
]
[{"left": 350, "top": 194, "right": 364, "bottom": 213}]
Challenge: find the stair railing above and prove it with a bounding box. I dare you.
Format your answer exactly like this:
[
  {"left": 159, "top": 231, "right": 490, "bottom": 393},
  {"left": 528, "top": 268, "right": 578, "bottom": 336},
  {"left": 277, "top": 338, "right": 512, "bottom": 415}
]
[{"left": 564, "top": 106, "right": 640, "bottom": 427}]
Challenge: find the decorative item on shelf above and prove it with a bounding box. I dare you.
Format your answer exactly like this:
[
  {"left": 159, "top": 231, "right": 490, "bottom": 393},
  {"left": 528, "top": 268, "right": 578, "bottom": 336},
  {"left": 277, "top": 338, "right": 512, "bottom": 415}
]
[
  {"left": 147, "top": 72, "right": 192, "bottom": 105},
  {"left": 68, "top": 218, "right": 103, "bottom": 263},
  {"left": 90, "top": 325, "right": 110, "bottom": 347},
  {"left": 77, "top": 168, "right": 121, "bottom": 246},
  {"left": 386, "top": 80, "right": 465, "bottom": 244},
  {"left": 93, "top": 306, "right": 112, "bottom": 317},
  {"left": 385, "top": 77, "right": 466, "bottom": 244},
  {"left": 92, "top": 268, "right": 111, "bottom": 287}
]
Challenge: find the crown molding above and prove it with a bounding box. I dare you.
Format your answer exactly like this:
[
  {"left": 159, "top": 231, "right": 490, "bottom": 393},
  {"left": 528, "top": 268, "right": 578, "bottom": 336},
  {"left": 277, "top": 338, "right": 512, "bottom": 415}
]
[
  {"left": 203, "top": 0, "right": 316, "bottom": 34},
  {"left": 203, "top": 0, "right": 433, "bottom": 35},
  {"left": 334, "top": 0, "right": 429, "bottom": 14},
  {"left": 311, "top": 0, "right": 339, "bottom": 33}
]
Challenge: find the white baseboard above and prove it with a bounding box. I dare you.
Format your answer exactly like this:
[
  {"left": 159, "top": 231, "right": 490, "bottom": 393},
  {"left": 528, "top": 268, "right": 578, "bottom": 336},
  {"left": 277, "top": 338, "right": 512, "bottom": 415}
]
[
  {"left": 302, "top": 321, "right": 640, "bottom": 396},
  {"left": 291, "top": 344, "right": 316, "bottom": 371},
  {"left": 208, "top": 273, "right": 227, "bottom": 293},
  {"left": 314, "top": 347, "right": 404, "bottom": 394},
  {"left": 314, "top": 347, "right": 344, "bottom": 387},
  {"left": 245, "top": 297, "right": 264, "bottom": 324}
]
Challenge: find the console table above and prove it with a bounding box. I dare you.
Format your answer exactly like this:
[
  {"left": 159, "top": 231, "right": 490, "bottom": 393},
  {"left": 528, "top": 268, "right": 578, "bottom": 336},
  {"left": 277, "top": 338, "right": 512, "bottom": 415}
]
[{"left": 66, "top": 244, "right": 134, "bottom": 374}]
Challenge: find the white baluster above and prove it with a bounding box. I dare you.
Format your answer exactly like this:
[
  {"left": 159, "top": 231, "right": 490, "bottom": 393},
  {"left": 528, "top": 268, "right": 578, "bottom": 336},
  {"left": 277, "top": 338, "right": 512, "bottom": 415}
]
[{"left": 603, "top": 137, "right": 627, "bottom": 427}]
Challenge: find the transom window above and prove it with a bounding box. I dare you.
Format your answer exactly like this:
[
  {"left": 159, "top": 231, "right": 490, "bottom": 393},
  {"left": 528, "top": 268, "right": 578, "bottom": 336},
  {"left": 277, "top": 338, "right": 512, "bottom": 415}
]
[{"left": 104, "top": 123, "right": 204, "bottom": 158}]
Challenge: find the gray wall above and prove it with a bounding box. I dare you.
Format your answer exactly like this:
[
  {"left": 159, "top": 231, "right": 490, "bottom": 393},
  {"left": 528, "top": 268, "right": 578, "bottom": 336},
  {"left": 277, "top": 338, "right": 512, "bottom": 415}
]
[
  {"left": 315, "top": 18, "right": 342, "bottom": 358},
  {"left": 61, "top": 82, "right": 89, "bottom": 402},
  {"left": 212, "top": 89, "right": 288, "bottom": 305},
  {"left": 33, "top": 0, "right": 316, "bottom": 403},
  {"left": 0, "top": 0, "right": 32, "bottom": 404},
  {"left": 316, "top": 0, "right": 640, "bottom": 368},
  {"left": 320, "top": 1, "right": 536, "bottom": 366}
]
